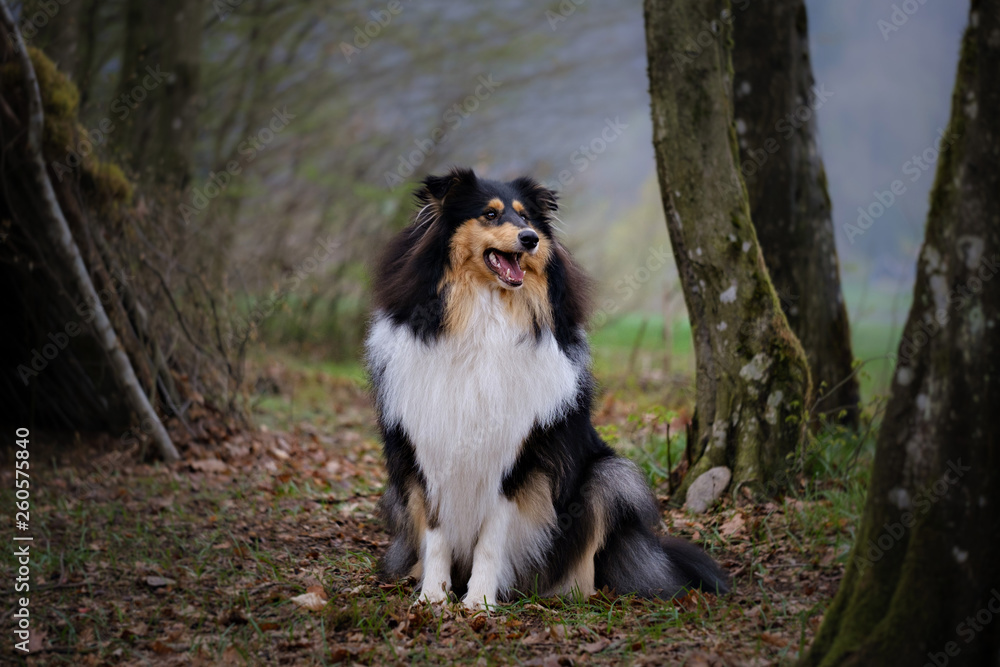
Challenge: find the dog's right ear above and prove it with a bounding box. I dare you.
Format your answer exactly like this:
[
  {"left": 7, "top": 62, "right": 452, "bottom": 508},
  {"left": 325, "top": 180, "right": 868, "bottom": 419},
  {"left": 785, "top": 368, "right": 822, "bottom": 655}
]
[{"left": 417, "top": 167, "right": 478, "bottom": 204}]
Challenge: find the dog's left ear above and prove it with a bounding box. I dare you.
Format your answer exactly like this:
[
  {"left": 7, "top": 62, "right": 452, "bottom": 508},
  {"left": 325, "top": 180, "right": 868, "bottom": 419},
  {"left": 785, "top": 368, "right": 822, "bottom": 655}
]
[
  {"left": 511, "top": 176, "right": 559, "bottom": 216},
  {"left": 418, "top": 167, "right": 478, "bottom": 204}
]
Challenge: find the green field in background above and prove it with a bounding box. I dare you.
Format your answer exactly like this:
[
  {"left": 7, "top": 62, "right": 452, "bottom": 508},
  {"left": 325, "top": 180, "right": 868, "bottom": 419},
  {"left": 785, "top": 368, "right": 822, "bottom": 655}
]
[{"left": 589, "top": 310, "right": 903, "bottom": 403}]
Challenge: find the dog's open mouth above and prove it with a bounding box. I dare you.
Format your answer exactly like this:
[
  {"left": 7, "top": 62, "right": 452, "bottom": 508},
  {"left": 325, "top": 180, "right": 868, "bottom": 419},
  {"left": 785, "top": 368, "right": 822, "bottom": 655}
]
[{"left": 484, "top": 249, "right": 524, "bottom": 287}]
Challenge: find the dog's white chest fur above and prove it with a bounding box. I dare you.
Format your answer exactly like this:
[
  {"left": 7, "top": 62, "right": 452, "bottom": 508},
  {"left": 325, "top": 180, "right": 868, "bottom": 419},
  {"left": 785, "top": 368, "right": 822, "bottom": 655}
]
[{"left": 367, "top": 290, "right": 581, "bottom": 560}]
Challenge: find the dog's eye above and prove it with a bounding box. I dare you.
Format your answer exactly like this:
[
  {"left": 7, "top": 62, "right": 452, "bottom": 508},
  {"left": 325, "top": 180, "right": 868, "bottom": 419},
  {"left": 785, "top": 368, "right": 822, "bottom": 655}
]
[
  {"left": 484, "top": 210, "right": 497, "bottom": 220},
  {"left": 519, "top": 212, "right": 528, "bottom": 221}
]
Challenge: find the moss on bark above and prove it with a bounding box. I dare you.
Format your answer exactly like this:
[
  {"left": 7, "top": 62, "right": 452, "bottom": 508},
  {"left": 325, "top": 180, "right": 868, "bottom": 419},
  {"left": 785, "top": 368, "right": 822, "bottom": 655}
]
[
  {"left": 644, "top": 0, "right": 811, "bottom": 500},
  {"left": 801, "top": 2, "right": 1000, "bottom": 663},
  {"left": 732, "top": 0, "right": 859, "bottom": 429}
]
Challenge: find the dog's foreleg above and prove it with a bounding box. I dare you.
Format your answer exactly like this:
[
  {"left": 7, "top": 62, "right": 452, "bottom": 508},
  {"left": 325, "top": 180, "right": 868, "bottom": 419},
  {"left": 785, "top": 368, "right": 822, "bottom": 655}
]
[
  {"left": 463, "top": 498, "right": 515, "bottom": 610},
  {"left": 418, "top": 527, "right": 451, "bottom": 603}
]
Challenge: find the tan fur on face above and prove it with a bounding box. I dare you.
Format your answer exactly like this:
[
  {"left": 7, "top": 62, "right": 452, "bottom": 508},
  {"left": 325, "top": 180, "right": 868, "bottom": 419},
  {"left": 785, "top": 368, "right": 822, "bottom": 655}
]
[
  {"left": 486, "top": 198, "right": 505, "bottom": 213},
  {"left": 511, "top": 200, "right": 526, "bottom": 217},
  {"left": 442, "top": 219, "right": 552, "bottom": 335}
]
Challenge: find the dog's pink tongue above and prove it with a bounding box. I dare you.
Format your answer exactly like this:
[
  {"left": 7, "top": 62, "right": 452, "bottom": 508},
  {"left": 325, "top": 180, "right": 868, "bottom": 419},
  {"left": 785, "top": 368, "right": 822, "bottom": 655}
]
[{"left": 497, "top": 253, "right": 524, "bottom": 282}]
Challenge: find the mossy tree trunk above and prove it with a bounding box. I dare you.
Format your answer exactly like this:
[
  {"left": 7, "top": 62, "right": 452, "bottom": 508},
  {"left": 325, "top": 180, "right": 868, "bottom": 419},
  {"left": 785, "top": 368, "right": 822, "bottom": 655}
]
[
  {"left": 643, "top": 0, "right": 811, "bottom": 498},
  {"left": 733, "top": 0, "right": 859, "bottom": 428},
  {"left": 801, "top": 2, "right": 1000, "bottom": 664},
  {"left": 1, "top": 2, "right": 180, "bottom": 461},
  {"left": 112, "top": 0, "right": 204, "bottom": 187}
]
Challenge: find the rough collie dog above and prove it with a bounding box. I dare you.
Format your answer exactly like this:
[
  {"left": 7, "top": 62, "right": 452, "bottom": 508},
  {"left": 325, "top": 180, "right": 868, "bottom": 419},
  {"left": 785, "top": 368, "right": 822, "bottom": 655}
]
[{"left": 366, "top": 168, "right": 728, "bottom": 609}]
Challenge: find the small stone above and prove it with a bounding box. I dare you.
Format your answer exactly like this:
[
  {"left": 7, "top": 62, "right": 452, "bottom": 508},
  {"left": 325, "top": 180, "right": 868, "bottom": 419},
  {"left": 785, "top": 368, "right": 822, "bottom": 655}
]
[
  {"left": 684, "top": 466, "right": 732, "bottom": 514},
  {"left": 145, "top": 576, "right": 177, "bottom": 588}
]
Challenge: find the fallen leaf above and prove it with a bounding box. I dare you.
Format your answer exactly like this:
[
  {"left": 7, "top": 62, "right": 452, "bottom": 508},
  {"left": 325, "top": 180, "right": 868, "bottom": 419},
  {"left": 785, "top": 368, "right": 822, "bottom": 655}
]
[
  {"left": 682, "top": 651, "right": 713, "bottom": 667},
  {"left": 581, "top": 637, "right": 609, "bottom": 653},
  {"left": 306, "top": 584, "right": 329, "bottom": 599},
  {"left": 190, "top": 458, "right": 228, "bottom": 473},
  {"left": 760, "top": 632, "right": 789, "bottom": 647},
  {"left": 290, "top": 591, "right": 327, "bottom": 611},
  {"left": 150, "top": 640, "right": 174, "bottom": 654},
  {"left": 122, "top": 622, "right": 148, "bottom": 638},
  {"left": 28, "top": 629, "right": 46, "bottom": 652},
  {"left": 720, "top": 513, "right": 746, "bottom": 537},
  {"left": 522, "top": 630, "right": 547, "bottom": 645},
  {"left": 221, "top": 645, "right": 243, "bottom": 665}
]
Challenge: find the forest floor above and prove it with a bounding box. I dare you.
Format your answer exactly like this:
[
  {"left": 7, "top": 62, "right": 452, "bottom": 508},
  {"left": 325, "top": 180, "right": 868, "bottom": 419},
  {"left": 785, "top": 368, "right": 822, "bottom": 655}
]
[{"left": 1, "top": 350, "right": 873, "bottom": 666}]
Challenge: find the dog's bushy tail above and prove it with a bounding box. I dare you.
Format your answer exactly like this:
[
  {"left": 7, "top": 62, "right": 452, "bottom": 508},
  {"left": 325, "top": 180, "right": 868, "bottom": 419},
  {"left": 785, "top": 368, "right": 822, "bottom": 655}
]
[
  {"left": 593, "top": 522, "right": 730, "bottom": 599},
  {"left": 659, "top": 536, "right": 730, "bottom": 595},
  {"left": 589, "top": 456, "right": 730, "bottom": 599}
]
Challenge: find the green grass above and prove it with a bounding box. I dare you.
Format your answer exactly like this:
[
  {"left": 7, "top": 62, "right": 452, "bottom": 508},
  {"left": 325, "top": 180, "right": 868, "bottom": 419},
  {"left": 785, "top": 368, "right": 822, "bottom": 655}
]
[
  {"left": 589, "top": 311, "right": 901, "bottom": 403},
  {"left": 590, "top": 314, "right": 695, "bottom": 380}
]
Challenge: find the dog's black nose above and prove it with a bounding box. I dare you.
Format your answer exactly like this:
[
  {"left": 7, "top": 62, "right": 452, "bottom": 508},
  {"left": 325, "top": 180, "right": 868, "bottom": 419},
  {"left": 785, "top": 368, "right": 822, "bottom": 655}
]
[{"left": 518, "top": 229, "right": 539, "bottom": 250}]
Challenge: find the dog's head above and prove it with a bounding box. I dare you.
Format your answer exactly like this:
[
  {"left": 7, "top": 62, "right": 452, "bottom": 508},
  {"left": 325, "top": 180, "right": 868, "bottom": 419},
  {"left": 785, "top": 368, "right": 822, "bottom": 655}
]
[
  {"left": 374, "top": 167, "right": 589, "bottom": 344},
  {"left": 416, "top": 168, "right": 558, "bottom": 292}
]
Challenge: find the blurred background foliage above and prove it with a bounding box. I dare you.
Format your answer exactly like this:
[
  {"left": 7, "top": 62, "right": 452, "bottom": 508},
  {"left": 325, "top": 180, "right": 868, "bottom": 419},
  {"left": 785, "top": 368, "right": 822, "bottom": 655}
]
[{"left": 10, "top": 0, "right": 970, "bottom": 400}]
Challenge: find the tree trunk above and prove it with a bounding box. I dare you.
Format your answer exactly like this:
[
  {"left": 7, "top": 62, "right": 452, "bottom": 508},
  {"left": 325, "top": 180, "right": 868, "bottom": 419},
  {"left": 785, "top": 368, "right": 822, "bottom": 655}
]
[
  {"left": 23, "top": 0, "right": 81, "bottom": 76},
  {"left": 733, "top": 0, "right": 859, "bottom": 428},
  {"left": 1, "top": 1, "right": 180, "bottom": 462},
  {"left": 73, "top": 0, "right": 100, "bottom": 108},
  {"left": 643, "top": 0, "right": 811, "bottom": 498},
  {"left": 801, "top": 1, "right": 1000, "bottom": 664},
  {"left": 112, "top": 0, "right": 203, "bottom": 187}
]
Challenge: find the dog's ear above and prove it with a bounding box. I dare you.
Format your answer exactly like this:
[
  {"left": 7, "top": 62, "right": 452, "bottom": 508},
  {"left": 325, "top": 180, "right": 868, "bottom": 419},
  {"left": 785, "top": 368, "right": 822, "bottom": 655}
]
[
  {"left": 417, "top": 167, "right": 478, "bottom": 204},
  {"left": 511, "top": 176, "right": 559, "bottom": 216}
]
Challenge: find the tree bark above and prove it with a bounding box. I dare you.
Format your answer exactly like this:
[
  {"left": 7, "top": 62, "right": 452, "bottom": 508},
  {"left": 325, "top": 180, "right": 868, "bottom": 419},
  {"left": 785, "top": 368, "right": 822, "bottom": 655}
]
[
  {"left": 733, "top": 0, "right": 859, "bottom": 428},
  {"left": 72, "top": 0, "right": 100, "bottom": 107},
  {"left": 1, "top": 1, "right": 180, "bottom": 462},
  {"left": 112, "top": 0, "right": 204, "bottom": 187},
  {"left": 644, "top": 0, "right": 811, "bottom": 498},
  {"left": 801, "top": 1, "right": 1000, "bottom": 664}
]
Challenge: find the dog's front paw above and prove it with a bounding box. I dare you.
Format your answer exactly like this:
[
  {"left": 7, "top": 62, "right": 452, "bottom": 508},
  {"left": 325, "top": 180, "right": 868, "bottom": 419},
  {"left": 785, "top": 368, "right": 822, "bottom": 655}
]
[
  {"left": 462, "top": 591, "right": 496, "bottom": 611},
  {"left": 418, "top": 583, "right": 450, "bottom": 604}
]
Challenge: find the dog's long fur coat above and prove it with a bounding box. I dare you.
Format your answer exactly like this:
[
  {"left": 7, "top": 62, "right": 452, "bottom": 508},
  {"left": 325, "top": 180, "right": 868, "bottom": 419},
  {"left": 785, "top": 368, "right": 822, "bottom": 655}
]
[{"left": 366, "top": 168, "right": 729, "bottom": 607}]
